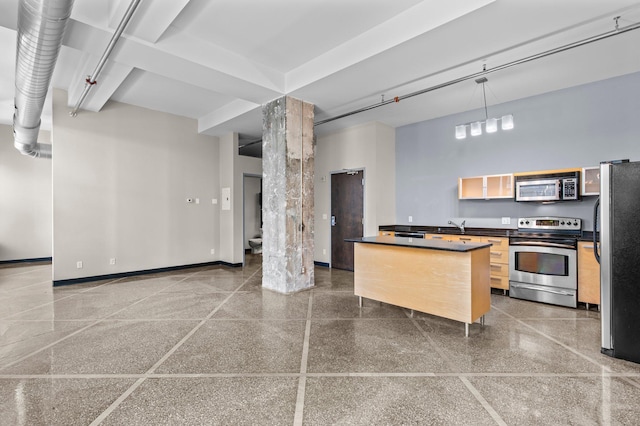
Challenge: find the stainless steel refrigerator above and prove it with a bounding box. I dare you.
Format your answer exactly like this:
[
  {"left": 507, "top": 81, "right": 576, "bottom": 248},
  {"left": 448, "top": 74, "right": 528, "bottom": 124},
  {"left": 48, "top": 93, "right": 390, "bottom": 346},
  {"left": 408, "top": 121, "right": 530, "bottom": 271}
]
[{"left": 594, "top": 160, "right": 640, "bottom": 364}]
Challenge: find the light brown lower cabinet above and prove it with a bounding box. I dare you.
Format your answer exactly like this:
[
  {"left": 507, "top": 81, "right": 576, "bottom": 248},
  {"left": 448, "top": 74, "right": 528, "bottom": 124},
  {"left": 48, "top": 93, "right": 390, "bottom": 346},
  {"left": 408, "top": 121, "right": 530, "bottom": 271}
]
[
  {"left": 578, "top": 241, "right": 600, "bottom": 306},
  {"left": 483, "top": 236, "right": 509, "bottom": 291}
]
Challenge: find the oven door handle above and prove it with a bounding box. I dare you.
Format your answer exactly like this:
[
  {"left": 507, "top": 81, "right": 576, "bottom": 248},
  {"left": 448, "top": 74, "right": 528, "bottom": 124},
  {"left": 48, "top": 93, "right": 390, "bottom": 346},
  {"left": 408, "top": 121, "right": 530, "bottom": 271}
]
[
  {"left": 509, "top": 241, "right": 576, "bottom": 250},
  {"left": 511, "top": 283, "right": 574, "bottom": 296}
]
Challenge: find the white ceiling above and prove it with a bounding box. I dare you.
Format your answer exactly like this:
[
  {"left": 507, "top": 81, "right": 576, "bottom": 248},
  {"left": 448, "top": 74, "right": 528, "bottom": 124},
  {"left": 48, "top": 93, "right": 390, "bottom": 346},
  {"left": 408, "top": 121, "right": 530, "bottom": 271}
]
[{"left": 1, "top": 0, "right": 640, "bottom": 144}]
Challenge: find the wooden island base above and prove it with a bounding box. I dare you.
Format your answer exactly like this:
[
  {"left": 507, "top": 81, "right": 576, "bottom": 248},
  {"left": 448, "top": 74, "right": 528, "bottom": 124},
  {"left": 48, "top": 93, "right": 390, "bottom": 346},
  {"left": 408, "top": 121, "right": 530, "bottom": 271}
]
[{"left": 352, "top": 237, "right": 491, "bottom": 336}]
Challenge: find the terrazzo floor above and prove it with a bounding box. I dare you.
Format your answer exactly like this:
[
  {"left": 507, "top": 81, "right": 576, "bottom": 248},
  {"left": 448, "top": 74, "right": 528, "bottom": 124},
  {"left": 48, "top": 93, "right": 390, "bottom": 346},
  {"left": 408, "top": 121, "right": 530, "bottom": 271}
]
[{"left": 1, "top": 256, "right": 640, "bottom": 425}]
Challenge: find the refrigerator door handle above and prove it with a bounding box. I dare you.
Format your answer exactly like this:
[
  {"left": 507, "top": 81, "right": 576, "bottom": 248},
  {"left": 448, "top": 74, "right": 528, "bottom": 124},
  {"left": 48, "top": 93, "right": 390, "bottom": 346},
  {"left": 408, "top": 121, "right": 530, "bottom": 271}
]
[{"left": 593, "top": 196, "right": 600, "bottom": 263}]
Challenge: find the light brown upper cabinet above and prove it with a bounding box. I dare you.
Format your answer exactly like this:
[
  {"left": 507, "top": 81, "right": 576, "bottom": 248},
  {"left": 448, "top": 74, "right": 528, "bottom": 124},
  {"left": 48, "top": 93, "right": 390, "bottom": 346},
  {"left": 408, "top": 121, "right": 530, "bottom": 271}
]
[{"left": 458, "top": 173, "right": 514, "bottom": 200}]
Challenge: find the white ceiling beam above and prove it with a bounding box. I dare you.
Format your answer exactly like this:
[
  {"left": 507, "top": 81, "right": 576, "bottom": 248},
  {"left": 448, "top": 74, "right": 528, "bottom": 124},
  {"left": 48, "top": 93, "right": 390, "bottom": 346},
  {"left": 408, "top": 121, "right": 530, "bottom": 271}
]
[
  {"left": 285, "top": 0, "right": 495, "bottom": 92},
  {"left": 61, "top": 19, "right": 284, "bottom": 104},
  {"left": 109, "top": 0, "right": 193, "bottom": 44},
  {"left": 198, "top": 99, "right": 260, "bottom": 135}
]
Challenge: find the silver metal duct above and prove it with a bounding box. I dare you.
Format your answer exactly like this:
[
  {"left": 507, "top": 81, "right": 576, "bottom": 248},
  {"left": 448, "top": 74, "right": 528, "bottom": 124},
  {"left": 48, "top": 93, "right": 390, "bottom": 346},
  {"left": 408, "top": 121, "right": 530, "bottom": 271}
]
[{"left": 13, "top": 0, "right": 75, "bottom": 159}]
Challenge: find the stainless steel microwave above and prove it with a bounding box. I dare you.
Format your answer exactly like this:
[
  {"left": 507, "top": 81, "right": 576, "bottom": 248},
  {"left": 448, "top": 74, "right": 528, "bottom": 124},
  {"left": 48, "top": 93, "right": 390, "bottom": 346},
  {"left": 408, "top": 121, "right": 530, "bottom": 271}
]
[{"left": 515, "top": 176, "right": 579, "bottom": 202}]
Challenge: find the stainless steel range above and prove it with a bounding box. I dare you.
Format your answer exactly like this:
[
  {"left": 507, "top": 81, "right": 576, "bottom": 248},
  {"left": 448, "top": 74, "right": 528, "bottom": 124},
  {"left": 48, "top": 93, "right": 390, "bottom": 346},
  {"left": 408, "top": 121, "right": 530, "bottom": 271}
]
[{"left": 509, "top": 216, "right": 582, "bottom": 308}]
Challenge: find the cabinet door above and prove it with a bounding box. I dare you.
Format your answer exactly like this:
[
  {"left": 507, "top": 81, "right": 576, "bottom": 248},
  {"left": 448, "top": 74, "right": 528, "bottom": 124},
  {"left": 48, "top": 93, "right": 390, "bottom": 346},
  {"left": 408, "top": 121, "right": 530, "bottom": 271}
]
[
  {"left": 458, "top": 176, "right": 484, "bottom": 199},
  {"left": 459, "top": 174, "right": 514, "bottom": 200},
  {"left": 582, "top": 166, "right": 600, "bottom": 196},
  {"left": 578, "top": 241, "right": 600, "bottom": 304},
  {"left": 485, "top": 174, "right": 514, "bottom": 198}
]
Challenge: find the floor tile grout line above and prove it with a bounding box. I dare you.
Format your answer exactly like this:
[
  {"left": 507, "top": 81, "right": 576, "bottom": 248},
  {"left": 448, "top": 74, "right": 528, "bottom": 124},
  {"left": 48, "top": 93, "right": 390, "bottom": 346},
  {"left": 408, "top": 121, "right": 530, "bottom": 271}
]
[
  {"left": 459, "top": 376, "right": 508, "bottom": 426},
  {"left": 87, "top": 265, "right": 263, "bottom": 425},
  {"left": 0, "top": 271, "right": 202, "bottom": 371},
  {"left": 491, "top": 305, "right": 614, "bottom": 372},
  {"left": 3, "top": 279, "right": 54, "bottom": 293},
  {"left": 293, "top": 292, "right": 314, "bottom": 426},
  {"left": 3, "top": 372, "right": 640, "bottom": 380},
  {"left": 405, "top": 311, "right": 458, "bottom": 372},
  {"left": 89, "top": 378, "right": 147, "bottom": 426},
  {"left": 0, "top": 265, "right": 51, "bottom": 279},
  {"left": 0, "top": 276, "right": 129, "bottom": 320},
  {"left": 143, "top": 266, "right": 263, "bottom": 375}
]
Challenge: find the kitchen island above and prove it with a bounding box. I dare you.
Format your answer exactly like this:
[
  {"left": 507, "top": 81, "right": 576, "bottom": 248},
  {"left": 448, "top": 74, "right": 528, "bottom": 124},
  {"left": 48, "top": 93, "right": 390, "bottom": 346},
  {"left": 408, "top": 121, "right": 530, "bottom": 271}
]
[{"left": 347, "top": 236, "right": 491, "bottom": 336}]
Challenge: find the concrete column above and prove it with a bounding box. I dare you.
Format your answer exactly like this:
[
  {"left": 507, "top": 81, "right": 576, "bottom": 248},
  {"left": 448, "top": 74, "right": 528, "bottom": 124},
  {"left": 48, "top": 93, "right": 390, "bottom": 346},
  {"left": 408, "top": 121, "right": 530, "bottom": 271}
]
[{"left": 262, "top": 96, "right": 315, "bottom": 293}]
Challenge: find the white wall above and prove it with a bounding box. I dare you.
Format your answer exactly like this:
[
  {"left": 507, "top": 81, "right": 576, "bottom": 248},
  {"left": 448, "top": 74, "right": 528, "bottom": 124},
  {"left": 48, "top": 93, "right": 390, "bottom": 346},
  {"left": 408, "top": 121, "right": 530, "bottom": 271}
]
[
  {"left": 0, "top": 125, "right": 52, "bottom": 261},
  {"left": 52, "top": 89, "right": 220, "bottom": 281},
  {"left": 243, "top": 176, "right": 262, "bottom": 249},
  {"left": 314, "top": 121, "right": 396, "bottom": 264}
]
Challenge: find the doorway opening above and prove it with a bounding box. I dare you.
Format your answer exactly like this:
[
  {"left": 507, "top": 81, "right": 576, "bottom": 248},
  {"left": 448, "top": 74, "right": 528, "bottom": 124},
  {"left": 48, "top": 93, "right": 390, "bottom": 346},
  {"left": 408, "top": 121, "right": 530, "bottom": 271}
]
[{"left": 243, "top": 174, "right": 262, "bottom": 266}]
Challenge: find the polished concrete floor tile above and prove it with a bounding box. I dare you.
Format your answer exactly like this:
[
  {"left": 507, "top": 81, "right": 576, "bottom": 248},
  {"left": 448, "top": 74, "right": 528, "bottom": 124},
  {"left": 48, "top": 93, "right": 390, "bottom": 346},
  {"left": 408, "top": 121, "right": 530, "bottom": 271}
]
[
  {"left": 491, "top": 294, "right": 600, "bottom": 319},
  {"left": 0, "top": 320, "right": 94, "bottom": 368},
  {"left": 1, "top": 320, "right": 198, "bottom": 374},
  {"left": 417, "top": 315, "right": 604, "bottom": 373},
  {"left": 0, "top": 378, "right": 137, "bottom": 426},
  {"left": 312, "top": 293, "right": 407, "bottom": 319},
  {"left": 101, "top": 377, "right": 298, "bottom": 426},
  {"left": 162, "top": 275, "right": 246, "bottom": 293},
  {"left": 524, "top": 318, "right": 640, "bottom": 374},
  {"left": 4, "top": 293, "right": 146, "bottom": 321},
  {"left": 211, "top": 291, "right": 310, "bottom": 319},
  {"left": 303, "top": 376, "right": 497, "bottom": 425},
  {"left": 112, "top": 292, "right": 228, "bottom": 319},
  {"left": 155, "top": 320, "right": 306, "bottom": 374},
  {"left": 468, "top": 375, "right": 640, "bottom": 425},
  {"left": 312, "top": 266, "right": 354, "bottom": 291},
  {"left": 307, "top": 319, "right": 451, "bottom": 373}
]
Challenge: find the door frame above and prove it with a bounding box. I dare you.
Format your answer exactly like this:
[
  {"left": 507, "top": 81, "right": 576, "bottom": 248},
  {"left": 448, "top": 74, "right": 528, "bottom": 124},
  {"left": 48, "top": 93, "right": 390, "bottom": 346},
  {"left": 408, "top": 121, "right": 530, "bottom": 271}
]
[
  {"left": 242, "top": 173, "right": 262, "bottom": 266},
  {"left": 329, "top": 167, "right": 366, "bottom": 269}
]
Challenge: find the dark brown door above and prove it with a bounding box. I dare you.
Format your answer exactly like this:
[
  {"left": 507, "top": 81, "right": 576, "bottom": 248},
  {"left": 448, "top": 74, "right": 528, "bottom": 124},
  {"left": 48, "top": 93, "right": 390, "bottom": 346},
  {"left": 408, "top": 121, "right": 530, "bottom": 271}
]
[{"left": 331, "top": 171, "right": 364, "bottom": 271}]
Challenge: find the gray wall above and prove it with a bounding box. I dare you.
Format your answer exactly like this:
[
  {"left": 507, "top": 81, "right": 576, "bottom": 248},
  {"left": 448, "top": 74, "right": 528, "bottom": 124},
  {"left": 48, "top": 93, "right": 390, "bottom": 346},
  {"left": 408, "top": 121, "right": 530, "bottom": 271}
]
[
  {"left": 396, "top": 71, "right": 640, "bottom": 231},
  {"left": 0, "top": 125, "right": 52, "bottom": 261}
]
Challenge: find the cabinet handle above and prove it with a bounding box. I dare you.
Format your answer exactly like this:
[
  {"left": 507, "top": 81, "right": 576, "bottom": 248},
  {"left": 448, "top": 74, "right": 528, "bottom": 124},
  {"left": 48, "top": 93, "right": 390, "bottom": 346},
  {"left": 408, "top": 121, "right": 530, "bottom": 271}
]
[
  {"left": 490, "top": 264, "right": 502, "bottom": 269},
  {"left": 432, "top": 236, "right": 443, "bottom": 239},
  {"left": 582, "top": 245, "right": 594, "bottom": 249},
  {"left": 460, "top": 237, "right": 472, "bottom": 241},
  {"left": 487, "top": 239, "right": 503, "bottom": 243},
  {"left": 490, "top": 251, "right": 502, "bottom": 256}
]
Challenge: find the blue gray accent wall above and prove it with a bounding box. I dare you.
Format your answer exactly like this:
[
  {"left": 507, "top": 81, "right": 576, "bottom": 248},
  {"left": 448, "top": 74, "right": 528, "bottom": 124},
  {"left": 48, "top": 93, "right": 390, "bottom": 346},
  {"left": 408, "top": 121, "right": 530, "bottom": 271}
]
[{"left": 396, "top": 71, "right": 640, "bottom": 230}]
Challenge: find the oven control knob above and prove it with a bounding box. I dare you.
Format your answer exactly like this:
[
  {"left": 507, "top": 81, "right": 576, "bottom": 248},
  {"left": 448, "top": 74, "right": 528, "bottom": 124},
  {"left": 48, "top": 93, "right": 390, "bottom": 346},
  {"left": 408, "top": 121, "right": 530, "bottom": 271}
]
[
  {"left": 573, "top": 221, "right": 578, "bottom": 226},
  {"left": 525, "top": 220, "right": 530, "bottom": 225},
  {"left": 560, "top": 221, "right": 565, "bottom": 225},
  {"left": 519, "top": 221, "right": 524, "bottom": 225}
]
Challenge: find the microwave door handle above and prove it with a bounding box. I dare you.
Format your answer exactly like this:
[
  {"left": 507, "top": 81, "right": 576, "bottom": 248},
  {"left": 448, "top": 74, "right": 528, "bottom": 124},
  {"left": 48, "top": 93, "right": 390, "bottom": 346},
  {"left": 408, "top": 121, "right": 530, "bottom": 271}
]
[
  {"left": 509, "top": 241, "right": 576, "bottom": 250},
  {"left": 511, "top": 283, "right": 574, "bottom": 296}
]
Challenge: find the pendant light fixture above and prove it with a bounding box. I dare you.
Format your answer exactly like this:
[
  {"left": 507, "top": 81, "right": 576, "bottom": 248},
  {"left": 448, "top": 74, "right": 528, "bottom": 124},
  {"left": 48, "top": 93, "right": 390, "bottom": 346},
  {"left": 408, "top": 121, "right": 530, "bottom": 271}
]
[{"left": 455, "top": 77, "right": 514, "bottom": 140}]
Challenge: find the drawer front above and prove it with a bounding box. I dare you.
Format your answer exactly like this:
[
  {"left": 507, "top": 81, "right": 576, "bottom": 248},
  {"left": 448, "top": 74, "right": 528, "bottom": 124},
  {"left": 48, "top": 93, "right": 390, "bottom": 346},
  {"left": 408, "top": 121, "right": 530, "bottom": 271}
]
[
  {"left": 456, "top": 235, "right": 483, "bottom": 243},
  {"left": 490, "top": 262, "right": 509, "bottom": 277},
  {"left": 489, "top": 249, "right": 507, "bottom": 264},
  {"left": 490, "top": 275, "right": 509, "bottom": 290},
  {"left": 379, "top": 231, "right": 395, "bottom": 237},
  {"left": 482, "top": 237, "right": 509, "bottom": 252}
]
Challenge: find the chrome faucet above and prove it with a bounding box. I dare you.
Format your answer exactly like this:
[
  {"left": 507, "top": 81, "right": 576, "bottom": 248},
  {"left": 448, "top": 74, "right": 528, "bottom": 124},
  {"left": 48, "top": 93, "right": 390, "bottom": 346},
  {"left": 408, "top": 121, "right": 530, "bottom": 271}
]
[{"left": 448, "top": 220, "right": 466, "bottom": 234}]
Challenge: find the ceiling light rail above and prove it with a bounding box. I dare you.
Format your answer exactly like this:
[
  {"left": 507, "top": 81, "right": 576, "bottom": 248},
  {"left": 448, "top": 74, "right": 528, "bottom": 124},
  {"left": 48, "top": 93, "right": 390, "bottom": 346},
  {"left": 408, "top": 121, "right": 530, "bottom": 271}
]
[{"left": 314, "top": 16, "right": 640, "bottom": 128}]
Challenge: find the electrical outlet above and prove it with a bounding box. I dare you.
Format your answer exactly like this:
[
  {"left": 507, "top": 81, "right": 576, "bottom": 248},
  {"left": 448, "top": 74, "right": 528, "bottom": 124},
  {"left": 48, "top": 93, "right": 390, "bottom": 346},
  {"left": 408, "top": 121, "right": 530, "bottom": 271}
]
[
  {"left": 408, "top": 216, "right": 413, "bottom": 223},
  {"left": 196, "top": 198, "right": 200, "bottom": 204},
  {"left": 322, "top": 249, "right": 326, "bottom": 255},
  {"left": 322, "top": 213, "right": 327, "bottom": 220},
  {"left": 212, "top": 199, "right": 218, "bottom": 204},
  {"left": 76, "top": 261, "right": 83, "bottom": 269},
  {"left": 210, "top": 248, "right": 215, "bottom": 255},
  {"left": 110, "top": 258, "right": 116, "bottom": 265},
  {"left": 501, "top": 217, "right": 511, "bottom": 225}
]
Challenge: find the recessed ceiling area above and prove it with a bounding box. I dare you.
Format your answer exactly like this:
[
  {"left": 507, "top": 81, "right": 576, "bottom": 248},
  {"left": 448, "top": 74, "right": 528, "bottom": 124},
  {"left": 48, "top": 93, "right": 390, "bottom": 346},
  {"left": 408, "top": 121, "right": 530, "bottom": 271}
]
[{"left": 1, "top": 0, "right": 640, "bottom": 143}]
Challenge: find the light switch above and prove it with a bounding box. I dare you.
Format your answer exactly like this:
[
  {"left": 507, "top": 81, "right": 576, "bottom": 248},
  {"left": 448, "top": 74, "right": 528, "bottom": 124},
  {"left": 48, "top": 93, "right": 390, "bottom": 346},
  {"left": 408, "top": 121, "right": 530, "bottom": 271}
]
[{"left": 322, "top": 213, "right": 327, "bottom": 220}]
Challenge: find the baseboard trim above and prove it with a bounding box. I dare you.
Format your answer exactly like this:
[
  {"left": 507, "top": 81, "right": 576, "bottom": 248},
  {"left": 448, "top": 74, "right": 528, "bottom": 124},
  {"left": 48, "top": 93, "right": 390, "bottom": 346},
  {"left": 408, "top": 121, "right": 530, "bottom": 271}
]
[
  {"left": 52, "top": 261, "right": 233, "bottom": 287},
  {"left": 0, "top": 257, "right": 52, "bottom": 265},
  {"left": 314, "top": 261, "right": 330, "bottom": 268}
]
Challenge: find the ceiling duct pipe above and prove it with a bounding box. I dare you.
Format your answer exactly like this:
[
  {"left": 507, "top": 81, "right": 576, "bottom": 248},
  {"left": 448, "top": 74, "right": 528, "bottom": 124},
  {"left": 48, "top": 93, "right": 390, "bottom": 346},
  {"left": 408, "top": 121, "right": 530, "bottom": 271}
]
[{"left": 13, "top": 0, "right": 75, "bottom": 159}]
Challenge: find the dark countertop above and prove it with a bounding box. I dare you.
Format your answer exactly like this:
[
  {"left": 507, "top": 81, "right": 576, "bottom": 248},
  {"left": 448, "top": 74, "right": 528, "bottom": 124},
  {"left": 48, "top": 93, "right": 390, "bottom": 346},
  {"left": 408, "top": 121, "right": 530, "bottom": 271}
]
[
  {"left": 379, "top": 225, "right": 597, "bottom": 242},
  {"left": 347, "top": 236, "right": 492, "bottom": 252}
]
